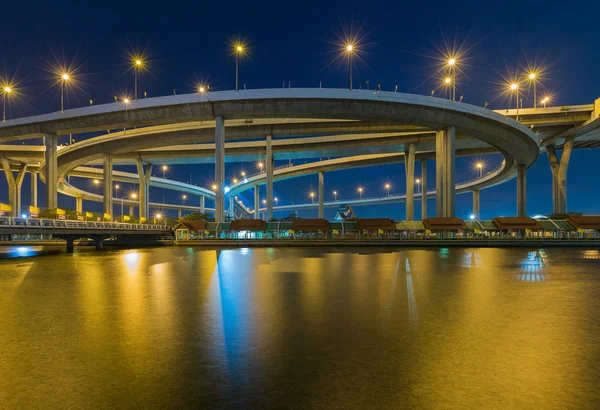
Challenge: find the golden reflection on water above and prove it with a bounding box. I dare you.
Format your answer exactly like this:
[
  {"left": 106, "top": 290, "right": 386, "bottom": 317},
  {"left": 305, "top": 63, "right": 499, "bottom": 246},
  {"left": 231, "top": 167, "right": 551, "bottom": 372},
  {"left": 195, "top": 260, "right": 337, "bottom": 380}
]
[{"left": 0, "top": 247, "right": 599, "bottom": 408}]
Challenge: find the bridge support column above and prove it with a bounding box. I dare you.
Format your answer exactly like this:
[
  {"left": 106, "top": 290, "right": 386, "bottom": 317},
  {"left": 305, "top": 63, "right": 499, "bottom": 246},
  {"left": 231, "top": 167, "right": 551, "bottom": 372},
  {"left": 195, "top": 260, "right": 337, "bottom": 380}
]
[
  {"left": 473, "top": 189, "right": 480, "bottom": 219},
  {"left": 229, "top": 196, "right": 235, "bottom": 219},
  {"left": 200, "top": 196, "right": 205, "bottom": 215},
  {"left": 95, "top": 237, "right": 104, "bottom": 250},
  {"left": 254, "top": 185, "right": 260, "bottom": 219},
  {"left": 318, "top": 172, "right": 324, "bottom": 219},
  {"left": 103, "top": 153, "right": 113, "bottom": 218},
  {"left": 30, "top": 171, "right": 38, "bottom": 208},
  {"left": 76, "top": 197, "right": 83, "bottom": 213},
  {"left": 66, "top": 237, "right": 74, "bottom": 254},
  {"left": 214, "top": 116, "right": 225, "bottom": 222},
  {"left": 1, "top": 160, "right": 27, "bottom": 217},
  {"left": 266, "top": 134, "right": 274, "bottom": 220},
  {"left": 436, "top": 127, "right": 455, "bottom": 217},
  {"left": 404, "top": 143, "right": 416, "bottom": 221},
  {"left": 517, "top": 165, "right": 527, "bottom": 217},
  {"left": 547, "top": 138, "right": 574, "bottom": 214},
  {"left": 45, "top": 133, "right": 58, "bottom": 209},
  {"left": 421, "top": 160, "right": 427, "bottom": 219},
  {"left": 135, "top": 159, "right": 152, "bottom": 220}
]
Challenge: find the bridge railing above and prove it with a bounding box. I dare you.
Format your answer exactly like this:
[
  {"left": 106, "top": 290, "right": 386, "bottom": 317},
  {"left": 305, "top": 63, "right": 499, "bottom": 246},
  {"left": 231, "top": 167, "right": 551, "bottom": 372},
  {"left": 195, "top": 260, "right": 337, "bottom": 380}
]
[{"left": 0, "top": 217, "right": 170, "bottom": 230}]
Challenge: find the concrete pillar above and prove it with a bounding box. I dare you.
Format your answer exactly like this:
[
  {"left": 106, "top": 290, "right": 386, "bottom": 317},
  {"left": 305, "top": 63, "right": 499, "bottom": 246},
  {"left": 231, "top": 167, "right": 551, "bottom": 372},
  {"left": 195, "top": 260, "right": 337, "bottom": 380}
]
[
  {"left": 266, "top": 134, "right": 274, "bottom": 220},
  {"left": 135, "top": 159, "right": 152, "bottom": 220},
  {"left": 229, "top": 196, "right": 235, "bottom": 219},
  {"left": 103, "top": 153, "right": 113, "bottom": 217},
  {"left": 199, "top": 196, "right": 205, "bottom": 214},
  {"left": 254, "top": 185, "right": 260, "bottom": 219},
  {"left": 517, "top": 165, "right": 527, "bottom": 217},
  {"left": 214, "top": 116, "right": 225, "bottom": 222},
  {"left": 547, "top": 138, "right": 574, "bottom": 214},
  {"left": 30, "top": 171, "right": 38, "bottom": 208},
  {"left": 435, "top": 127, "right": 455, "bottom": 217},
  {"left": 1, "top": 160, "right": 27, "bottom": 217},
  {"left": 473, "top": 189, "right": 480, "bottom": 219},
  {"left": 45, "top": 133, "right": 58, "bottom": 209},
  {"left": 404, "top": 143, "right": 416, "bottom": 221},
  {"left": 318, "top": 171, "right": 324, "bottom": 219},
  {"left": 76, "top": 197, "right": 83, "bottom": 213},
  {"left": 421, "top": 160, "right": 427, "bottom": 219}
]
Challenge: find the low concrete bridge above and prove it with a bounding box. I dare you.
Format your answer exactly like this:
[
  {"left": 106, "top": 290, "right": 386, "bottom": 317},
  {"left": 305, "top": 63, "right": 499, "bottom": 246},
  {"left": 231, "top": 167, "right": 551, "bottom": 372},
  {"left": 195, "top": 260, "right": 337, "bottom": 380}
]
[{"left": 0, "top": 217, "right": 171, "bottom": 252}]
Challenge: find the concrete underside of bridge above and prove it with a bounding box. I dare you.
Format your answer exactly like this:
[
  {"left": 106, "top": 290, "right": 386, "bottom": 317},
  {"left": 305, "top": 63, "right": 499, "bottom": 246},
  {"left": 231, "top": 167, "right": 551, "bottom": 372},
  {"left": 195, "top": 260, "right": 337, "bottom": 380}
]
[{"left": 0, "top": 89, "right": 560, "bottom": 218}]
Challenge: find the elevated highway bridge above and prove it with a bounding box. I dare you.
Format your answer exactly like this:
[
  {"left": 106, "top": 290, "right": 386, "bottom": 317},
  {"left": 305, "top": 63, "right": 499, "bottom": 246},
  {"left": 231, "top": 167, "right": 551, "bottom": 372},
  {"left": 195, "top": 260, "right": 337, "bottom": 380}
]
[{"left": 0, "top": 89, "right": 597, "bottom": 222}]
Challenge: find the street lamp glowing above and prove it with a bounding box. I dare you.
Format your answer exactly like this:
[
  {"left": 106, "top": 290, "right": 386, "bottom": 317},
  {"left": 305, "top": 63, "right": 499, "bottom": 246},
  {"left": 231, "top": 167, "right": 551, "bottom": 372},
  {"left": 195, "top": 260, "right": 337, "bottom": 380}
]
[
  {"left": 233, "top": 178, "right": 238, "bottom": 184},
  {"left": 123, "top": 98, "right": 130, "bottom": 104},
  {"left": 445, "top": 77, "right": 451, "bottom": 84},
  {"left": 198, "top": 86, "right": 206, "bottom": 93},
  {"left": 131, "top": 193, "right": 137, "bottom": 199},
  {"left": 241, "top": 171, "right": 246, "bottom": 177},
  {"left": 182, "top": 195, "right": 187, "bottom": 199},
  {"left": 212, "top": 184, "right": 217, "bottom": 190},
  {"left": 476, "top": 162, "right": 483, "bottom": 169},
  {"left": 61, "top": 73, "right": 69, "bottom": 81},
  {"left": 470, "top": 214, "right": 475, "bottom": 220},
  {"left": 262, "top": 199, "right": 266, "bottom": 204},
  {"left": 136, "top": 59, "right": 142, "bottom": 66},
  {"left": 346, "top": 44, "right": 354, "bottom": 52},
  {"left": 3, "top": 87, "right": 11, "bottom": 93},
  {"left": 93, "top": 179, "right": 100, "bottom": 185},
  {"left": 510, "top": 83, "right": 518, "bottom": 91},
  {"left": 115, "top": 184, "right": 120, "bottom": 189},
  {"left": 529, "top": 73, "right": 536, "bottom": 80},
  {"left": 258, "top": 162, "right": 263, "bottom": 169},
  {"left": 415, "top": 178, "right": 421, "bottom": 184},
  {"left": 236, "top": 45, "right": 243, "bottom": 53},
  {"left": 448, "top": 58, "right": 456, "bottom": 66}
]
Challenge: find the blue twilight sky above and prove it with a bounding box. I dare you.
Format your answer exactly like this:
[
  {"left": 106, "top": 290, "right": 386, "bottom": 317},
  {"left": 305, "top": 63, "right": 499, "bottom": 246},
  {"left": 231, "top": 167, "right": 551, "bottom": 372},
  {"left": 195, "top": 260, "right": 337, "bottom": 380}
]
[{"left": 0, "top": 0, "right": 598, "bottom": 219}]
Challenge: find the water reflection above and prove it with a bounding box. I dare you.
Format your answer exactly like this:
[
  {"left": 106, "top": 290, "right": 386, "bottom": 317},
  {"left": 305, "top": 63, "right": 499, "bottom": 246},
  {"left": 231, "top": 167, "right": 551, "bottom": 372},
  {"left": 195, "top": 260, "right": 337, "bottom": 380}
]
[
  {"left": 581, "top": 249, "right": 600, "bottom": 259},
  {"left": 1, "top": 247, "right": 599, "bottom": 408},
  {"left": 514, "top": 250, "right": 548, "bottom": 281}
]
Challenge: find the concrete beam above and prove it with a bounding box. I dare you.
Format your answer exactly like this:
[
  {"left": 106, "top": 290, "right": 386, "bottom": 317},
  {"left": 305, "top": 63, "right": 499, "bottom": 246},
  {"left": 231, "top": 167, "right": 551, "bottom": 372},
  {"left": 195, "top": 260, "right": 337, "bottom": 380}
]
[
  {"left": 103, "top": 153, "right": 113, "bottom": 217},
  {"left": 421, "top": 160, "right": 427, "bottom": 219},
  {"left": 254, "top": 185, "right": 260, "bottom": 220},
  {"left": 404, "top": 143, "right": 416, "bottom": 221},
  {"left": 318, "top": 172, "right": 324, "bottom": 219},
  {"left": 436, "top": 127, "right": 455, "bottom": 217},
  {"left": 45, "top": 133, "right": 58, "bottom": 209},
  {"left": 473, "top": 189, "right": 480, "bottom": 219},
  {"left": 215, "top": 116, "right": 225, "bottom": 222},
  {"left": 517, "top": 165, "right": 527, "bottom": 217},
  {"left": 30, "top": 171, "right": 38, "bottom": 208},
  {"left": 266, "top": 134, "right": 273, "bottom": 220}
]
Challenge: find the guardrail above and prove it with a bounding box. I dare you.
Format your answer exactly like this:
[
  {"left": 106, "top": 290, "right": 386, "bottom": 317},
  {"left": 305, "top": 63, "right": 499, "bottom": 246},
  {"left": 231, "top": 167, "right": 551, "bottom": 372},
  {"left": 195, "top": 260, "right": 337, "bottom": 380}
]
[{"left": 0, "top": 217, "right": 169, "bottom": 230}]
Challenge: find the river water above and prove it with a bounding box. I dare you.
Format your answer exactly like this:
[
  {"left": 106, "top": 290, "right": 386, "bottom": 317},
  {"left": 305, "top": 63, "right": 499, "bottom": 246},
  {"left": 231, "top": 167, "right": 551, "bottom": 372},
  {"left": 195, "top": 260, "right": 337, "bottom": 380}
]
[{"left": 1, "top": 246, "right": 599, "bottom": 409}]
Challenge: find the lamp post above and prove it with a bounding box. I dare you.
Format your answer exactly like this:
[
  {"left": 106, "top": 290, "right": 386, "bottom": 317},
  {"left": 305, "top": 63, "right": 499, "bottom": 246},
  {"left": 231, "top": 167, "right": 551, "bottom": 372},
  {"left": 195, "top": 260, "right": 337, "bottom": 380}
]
[
  {"left": 333, "top": 190, "right": 337, "bottom": 202},
  {"left": 235, "top": 45, "right": 243, "bottom": 92},
  {"left": 358, "top": 187, "right": 363, "bottom": 200},
  {"left": 528, "top": 73, "right": 537, "bottom": 108},
  {"left": 182, "top": 194, "right": 187, "bottom": 206},
  {"left": 415, "top": 178, "right": 421, "bottom": 194},
  {"left": 444, "top": 77, "right": 452, "bottom": 100},
  {"left": 2, "top": 86, "right": 11, "bottom": 122},
  {"left": 274, "top": 197, "right": 278, "bottom": 207},
  {"left": 346, "top": 44, "right": 355, "bottom": 91},
  {"left": 161, "top": 165, "right": 168, "bottom": 178},
  {"left": 134, "top": 59, "right": 142, "bottom": 101},
  {"left": 510, "top": 83, "right": 519, "bottom": 121},
  {"left": 542, "top": 96, "right": 550, "bottom": 108},
  {"left": 310, "top": 192, "right": 315, "bottom": 204},
  {"left": 447, "top": 58, "right": 456, "bottom": 101},
  {"left": 114, "top": 184, "right": 120, "bottom": 200},
  {"left": 121, "top": 193, "right": 137, "bottom": 222},
  {"left": 385, "top": 183, "right": 390, "bottom": 197},
  {"left": 60, "top": 73, "right": 69, "bottom": 112},
  {"left": 476, "top": 162, "right": 484, "bottom": 178}
]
